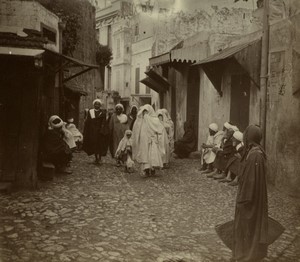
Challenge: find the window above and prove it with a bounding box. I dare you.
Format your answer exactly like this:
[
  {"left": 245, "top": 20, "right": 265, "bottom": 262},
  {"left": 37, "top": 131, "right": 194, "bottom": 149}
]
[
  {"left": 134, "top": 24, "right": 139, "bottom": 36},
  {"left": 116, "top": 38, "right": 121, "bottom": 58},
  {"left": 41, "top": 25, "right": 56, "bottom": 44},
  {"left": 107, "top": 25, "right": 112, "bottom": 48},
  {"left": 135, "top": 68, "right": 140, "bottom": 94}
]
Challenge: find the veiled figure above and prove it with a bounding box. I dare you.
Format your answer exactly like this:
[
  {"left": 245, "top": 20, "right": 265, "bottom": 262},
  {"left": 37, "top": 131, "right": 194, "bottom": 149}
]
[{"left": 132, "top": 104, "right": 165, "bottom": 176}]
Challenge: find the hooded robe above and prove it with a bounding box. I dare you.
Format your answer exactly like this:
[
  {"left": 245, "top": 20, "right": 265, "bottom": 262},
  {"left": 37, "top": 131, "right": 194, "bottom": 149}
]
[
  {"left": 233, "top": 125, "right": 268, "bottom": 261},
  {"left": 132, "top": 104, "right": 165, "bottom": 170}
]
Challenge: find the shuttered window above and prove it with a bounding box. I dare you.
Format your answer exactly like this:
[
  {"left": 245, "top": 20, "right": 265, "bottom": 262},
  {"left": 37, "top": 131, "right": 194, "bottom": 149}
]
[{"left": 135, "top": 68, "right": 140, "bottom": 94}]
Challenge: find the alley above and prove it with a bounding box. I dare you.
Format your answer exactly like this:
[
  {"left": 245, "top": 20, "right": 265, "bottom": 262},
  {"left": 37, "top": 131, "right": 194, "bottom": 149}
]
[{"left": 0, "top": 153, "right": 299, "bottom": 262}]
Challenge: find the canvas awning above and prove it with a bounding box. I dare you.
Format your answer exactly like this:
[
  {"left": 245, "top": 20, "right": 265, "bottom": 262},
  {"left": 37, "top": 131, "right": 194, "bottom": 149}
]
[
  {"left": 45, "top": 48, "right": 99, "bottom": 84},
  {"left": 194, "top": 38, "right": 262, "bottom": 94},
  {"left": 149, "top": 52, "right": 170, "bottom": 66},
  {"left": 0, "top": 46, "right": 44, "bottom": 57},
  {"left": 171, "top": 42, "right": 208, "bottom": 63},
  {"left": 140, "top": 77, "right": 167, "bottom": 93},
  {"left": 145, "top": 68, "right": 170, "bottom": 90}
]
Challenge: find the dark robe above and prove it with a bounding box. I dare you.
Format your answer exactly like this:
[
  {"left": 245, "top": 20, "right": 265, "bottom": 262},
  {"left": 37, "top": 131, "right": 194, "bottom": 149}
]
[
  {"left": 233, "top": 145, "right": 268, "bottom": 262},
  {"left": 82, "top": 109, "right": 106, "bottom": 156},
  {"left": 226, "top": 144, "right": 244, "bottom": 175},
  {"left": 127, "top": 114, "right": 136, "bottom": 131},
  {"left": 43, "top": 129, "right": 72, "bottom": 167},
  {"left": 174, "top": 125, "right": 196, "bottom": 158},
  {"left": 100, "top": 111, "right": 111, "bottom": 157},
  {"left": 214, "top": 137, "right": 235, "bottom": 171}
]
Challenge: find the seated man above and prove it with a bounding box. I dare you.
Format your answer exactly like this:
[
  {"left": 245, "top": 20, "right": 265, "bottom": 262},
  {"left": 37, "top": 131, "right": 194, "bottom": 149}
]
[
  {"left": 210, "top": 128, "right": 235, "bottom": 179},
  {"left": 219, "top": 130, "right": 244, "bottom": 186},
  {"left": 200, "top": 123, "right": 224, "bottom": 174},
  {"left": 174, "top": 120, "right": 196, "bottom": 159},
  {"left": 43, "top": 115, "right": 73, "bottom": 174}
]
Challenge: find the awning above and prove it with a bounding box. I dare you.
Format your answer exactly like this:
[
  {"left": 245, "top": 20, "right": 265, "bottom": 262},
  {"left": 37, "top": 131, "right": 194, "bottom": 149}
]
[
  {"left": 149, "top": 52, "right": 170, "bottom": 66},
  {"left": 194, "top": 39, "right": 262, "bottom": 93},
  {"left": 171, "top": 42, "right": 208, "bottom": 63},
  {"left": 45, "top": 48, "right": 99, "bottom": 84},
  {"left": 140, "top": 77, "right": 167, "bottom": 93},
  {"left": 0, "top": 46, "right": 44, "bottom": 57},
  {"left": 145, "top": 68, "right": 170, "bottom": 90}
]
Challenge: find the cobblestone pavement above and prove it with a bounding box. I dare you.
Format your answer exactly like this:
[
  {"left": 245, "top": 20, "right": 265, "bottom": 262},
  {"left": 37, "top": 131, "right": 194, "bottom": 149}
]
[{"left": 0, "top": 153, "right": 299, "bottom": 262}]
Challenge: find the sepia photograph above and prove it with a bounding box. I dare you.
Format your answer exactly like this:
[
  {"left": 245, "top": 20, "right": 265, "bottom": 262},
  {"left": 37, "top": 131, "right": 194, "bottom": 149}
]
[{"left": 0, "top": 0, "right": 299, "bottom": 261}]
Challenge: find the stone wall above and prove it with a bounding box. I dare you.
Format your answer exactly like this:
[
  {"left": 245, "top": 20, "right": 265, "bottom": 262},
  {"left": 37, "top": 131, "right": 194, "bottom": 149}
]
[
  {"left": 153, "top": 3, "right": 254, "bottom": 56},
  {"left": 71, "top": 1, "right": 99, "bottom": 131},
  {"left": 266, "top": 14, "right": 300, "bottom": 197}
]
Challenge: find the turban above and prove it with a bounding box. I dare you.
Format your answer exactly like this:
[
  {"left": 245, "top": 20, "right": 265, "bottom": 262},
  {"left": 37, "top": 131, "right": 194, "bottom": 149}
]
[
  {"left": 224, "top": 122, "right": 232, "bottom": 130},
  {"left": 209, "top": 123, "right": 218, "bottom": 132},
  {"left": 231, "top": 125, "right": 239, "bottom": 132},
  {"left": 233, "top": 131, "right": 243, "bottom": 142},
  {"left": 115, "top": 103, "right": 124, "bottom": 110},
  {"left": 93, "top": 99, "right": 102, "bottom": 105},
  {"left": 48, "top": 115, "right": 63, "bottom": 130}
]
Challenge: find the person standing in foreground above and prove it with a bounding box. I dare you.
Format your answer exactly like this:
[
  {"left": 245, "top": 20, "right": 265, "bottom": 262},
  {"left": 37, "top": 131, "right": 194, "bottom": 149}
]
[
  {"left": 233, "top": 125, "right": 268, "bottom": 262},
  {"left": 132, "top": 104, "right": 165, "bottom": 176},
  {"left": 82, "top": 99, "right": 106, "bottom": 165}
]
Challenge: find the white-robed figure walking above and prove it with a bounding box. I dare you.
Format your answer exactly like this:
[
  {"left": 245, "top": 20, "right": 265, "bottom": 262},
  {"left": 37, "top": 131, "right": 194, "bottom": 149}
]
[
  {"left": 157, "top": 109, "right": 171, "bottom": 168},
  {"left": 132, "top": 104, "right": 165, "bottom": 176}
]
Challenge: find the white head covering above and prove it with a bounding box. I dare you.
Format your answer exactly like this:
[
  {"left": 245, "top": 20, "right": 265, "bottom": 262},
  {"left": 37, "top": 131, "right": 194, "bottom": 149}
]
[
  {"left": 209, "top": 123, "right": 218, "bottom": 132},
  {"left": 115, "top": 103, "right": 124, "bottom": 110},
  {"left": 48, "top": 115, "right": 63, "bottom": 130},
  {"left": 231, "top": 125, "right": 239, "bottom": 132},
  {"left": 93, "top": 99, "right": 102, "bottom": 106},
  {"left": 224, "top": 122, "right": 232, "bottom": 130},
  {"left": 233, "top": 131, "right": 243, "bottom": 142}
]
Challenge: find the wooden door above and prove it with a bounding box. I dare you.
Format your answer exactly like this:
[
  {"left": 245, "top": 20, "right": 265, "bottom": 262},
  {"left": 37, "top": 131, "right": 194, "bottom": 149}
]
[
  {"left": 230, "top": 74, "right": 250, "bottom": 132},
  {"left": 0, "top": 72, "right": 22, "bottom": 181},
  {"left": 187, "top": 66, "right": 200, "bottom": 147}
]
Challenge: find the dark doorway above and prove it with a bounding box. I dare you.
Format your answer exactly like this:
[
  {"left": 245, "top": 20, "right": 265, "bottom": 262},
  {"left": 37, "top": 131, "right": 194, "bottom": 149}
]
[
  {"left": 230, "top": 74, "right": 250, "bottom": 132},
  {"left": 64, "top": 91, "right": 80, "bottom": 126},
  {"left": 187, "top": 66, "right": 200, "bottom": 147},
  {"left": 0, "top": 65, "right": 22, "bottom": 181}
]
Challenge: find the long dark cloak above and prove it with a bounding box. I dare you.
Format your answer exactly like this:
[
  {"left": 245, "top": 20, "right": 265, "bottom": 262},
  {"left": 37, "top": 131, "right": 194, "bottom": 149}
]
[
  {"left": 82, "top": 109, "right": 106, "bottom": 156},
  {"left": 174, "top": 128, "right": 196, "bottom": 158},
  {"left": 233, "top": 145, "right": 268, "bottom": 261},
  {"left": 42, "top": 129, "right": 72, "bottom": 166}
]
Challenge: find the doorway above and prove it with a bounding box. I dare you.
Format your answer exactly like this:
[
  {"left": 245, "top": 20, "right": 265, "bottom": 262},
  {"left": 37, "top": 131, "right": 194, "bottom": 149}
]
[
  {"left": 230, "top": 74, "right": 250, "bottom": 132},
  {"left": 187, "top": 66, "right": 200, "bottom": 148}
]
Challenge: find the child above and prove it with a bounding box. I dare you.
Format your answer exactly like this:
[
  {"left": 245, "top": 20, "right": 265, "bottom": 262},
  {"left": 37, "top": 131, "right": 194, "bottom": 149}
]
[
  {"left": 65, "top": 118, "right": 83, "bottom": 151},
  {"left": 115, "top": 130, "right": 134, "bottom": 173}
]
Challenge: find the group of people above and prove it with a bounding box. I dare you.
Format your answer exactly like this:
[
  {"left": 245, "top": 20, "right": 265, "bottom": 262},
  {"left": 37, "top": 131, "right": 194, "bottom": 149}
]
[
  {"left": 83, "top": 101, "right": 177, "bottom": 176},
  {"left": 42, "top": 100, "right": 177, "bottom": 177},
  {"left": 199, "top": 121, "right": 244, "bottom": 186}
]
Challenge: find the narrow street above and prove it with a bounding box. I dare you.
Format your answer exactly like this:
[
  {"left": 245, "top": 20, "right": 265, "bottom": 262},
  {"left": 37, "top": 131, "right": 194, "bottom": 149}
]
[{"left": 0, "top": 153, "right": 299, "bottom": 262}]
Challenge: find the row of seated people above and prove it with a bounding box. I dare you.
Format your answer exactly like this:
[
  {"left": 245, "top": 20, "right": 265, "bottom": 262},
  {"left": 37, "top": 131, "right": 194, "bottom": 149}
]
[{"left": 200, "top": 122, "right": 244, "bottom": 186}]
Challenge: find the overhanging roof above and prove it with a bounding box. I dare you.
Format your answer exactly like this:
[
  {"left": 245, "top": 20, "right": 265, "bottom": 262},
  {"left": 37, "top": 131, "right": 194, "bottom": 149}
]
[
  {"left": 171, "top": 42, "right": 209, "bottom": 63},
  {"left": 149, "top": 52, "right": 170, "bottom": 66},
  {"left": 0, "top": 46, "right": 44, "bottom": 57},
  {"left": 45, "top": 48, "right": 99, "bottom": 83},
  {"left": 140, "top": 77, "right": 167, "bottom": 94},
  {"left": 194, "top": 38, "right": 262, "bottom": 94},
  {"left": 64, "top": 79, "right": 88, "bottom": 96},
  {"left": 145, "top": 68, "right": 170, "bottom": 89}
]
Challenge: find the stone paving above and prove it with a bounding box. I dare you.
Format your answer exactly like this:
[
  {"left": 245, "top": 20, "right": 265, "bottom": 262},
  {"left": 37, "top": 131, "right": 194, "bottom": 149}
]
[{"left": 0, "top": 153, "right": 299, "bottom": 262}]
